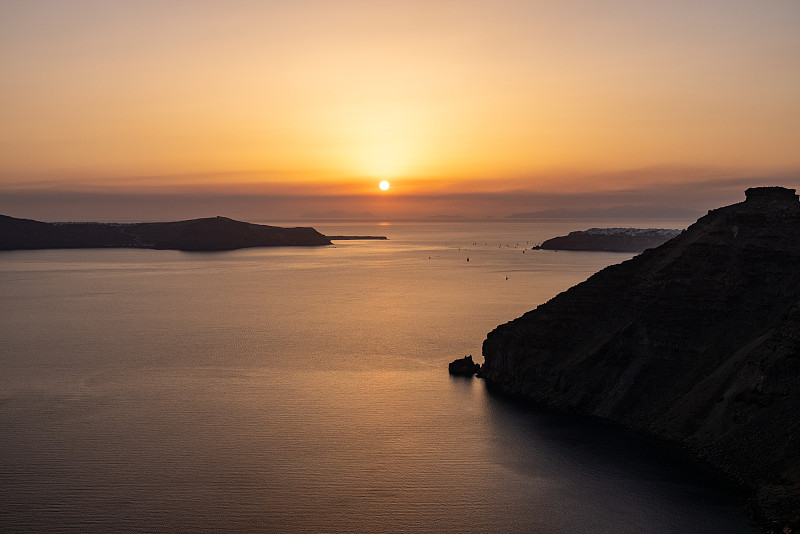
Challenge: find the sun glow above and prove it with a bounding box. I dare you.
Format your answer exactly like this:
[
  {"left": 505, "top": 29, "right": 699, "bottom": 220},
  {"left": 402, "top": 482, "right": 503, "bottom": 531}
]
[{"left": 379, "top": 180, "right": 391, "bottom": 191}]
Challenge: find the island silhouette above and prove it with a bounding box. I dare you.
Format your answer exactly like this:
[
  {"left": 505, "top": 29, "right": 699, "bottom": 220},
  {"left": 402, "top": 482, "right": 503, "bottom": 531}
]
[
  {"left": 534, "top": 227, "right": 682, "bottom": 252},
  {"left": 0, "top": 214, "right": 385, "bottom": 251}
]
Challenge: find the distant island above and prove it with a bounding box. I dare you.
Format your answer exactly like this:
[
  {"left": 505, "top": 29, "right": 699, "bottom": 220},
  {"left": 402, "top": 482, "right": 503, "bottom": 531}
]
[
  {"left": 326, "top": 235, "right": 388, "bottom": 241},
  {"left": 0, "top": 214, "right": 386, "bottom": 251},
  {"left": 534, "top": 227, "right": 682, "bottom": 252},
  {"left": 479, "top": 187, "right": 800, "bottom": 526}
]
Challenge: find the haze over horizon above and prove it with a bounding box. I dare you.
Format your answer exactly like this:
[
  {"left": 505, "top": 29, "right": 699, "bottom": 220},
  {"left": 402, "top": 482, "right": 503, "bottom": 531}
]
[{"left": 1, "top": 1, "right": 799, "bottom": 221}]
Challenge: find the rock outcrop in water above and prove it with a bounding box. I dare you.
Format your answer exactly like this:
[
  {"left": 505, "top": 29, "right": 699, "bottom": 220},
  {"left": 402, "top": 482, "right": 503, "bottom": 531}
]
[
  {"left": 449, "top": 355, "right": 481, "bottom": 376},
  {"left": 482, "top": 187, "right": 800, "bottom": 523},
  {"left": 0, "top": 215, "right": 332, "bottom": 251},
  {"left": 536, "top": 227, "right": 682, "bottom": 252}
]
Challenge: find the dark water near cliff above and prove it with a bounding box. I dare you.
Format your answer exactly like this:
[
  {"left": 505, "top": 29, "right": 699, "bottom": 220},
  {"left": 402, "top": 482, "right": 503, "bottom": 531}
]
[{"left": 0, "top": 221, "right": 757, "bottom": 533}]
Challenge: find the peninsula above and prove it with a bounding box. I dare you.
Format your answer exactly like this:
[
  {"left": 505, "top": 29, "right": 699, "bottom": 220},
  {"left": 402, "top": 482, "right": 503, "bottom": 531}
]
[
  {"left": 534, "top": 227, "right": 682, "bottom": 252},
  {"left": 0, "top": 215, "right": 383, "bottom": 251},
  {"left": 481, "top": 187, "right": 800, "bottom": 525}
]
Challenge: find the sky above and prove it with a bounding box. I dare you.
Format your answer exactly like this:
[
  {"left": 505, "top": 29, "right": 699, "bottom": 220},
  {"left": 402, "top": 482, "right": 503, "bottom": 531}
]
[{"left": 1, "top": 0, "right": 799, "bottom": 221}]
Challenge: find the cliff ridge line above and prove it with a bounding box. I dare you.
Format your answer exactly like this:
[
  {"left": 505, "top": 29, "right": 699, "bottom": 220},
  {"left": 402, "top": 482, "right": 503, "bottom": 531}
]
[{"left": 481, "top": 186, "right": 800, "bottom": 524}]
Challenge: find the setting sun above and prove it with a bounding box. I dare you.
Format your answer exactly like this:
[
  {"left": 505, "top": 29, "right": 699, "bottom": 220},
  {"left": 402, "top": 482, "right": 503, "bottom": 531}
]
[{"left": 0, "top": 1, "right": 798, "bottom": 223}]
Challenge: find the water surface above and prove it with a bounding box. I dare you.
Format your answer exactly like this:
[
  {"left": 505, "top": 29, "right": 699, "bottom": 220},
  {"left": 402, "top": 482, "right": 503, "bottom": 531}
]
[{"left": 0, "top": 221, "right": 756, "bottom": 533}]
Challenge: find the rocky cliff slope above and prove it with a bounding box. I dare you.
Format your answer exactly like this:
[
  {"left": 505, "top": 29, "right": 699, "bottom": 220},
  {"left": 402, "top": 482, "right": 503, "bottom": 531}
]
[
  {"left": 0, "top": 215, "right": 331, "bottom": 251},
  {"left": 482, "top": 187, "right": 800, "bottom": 523}
]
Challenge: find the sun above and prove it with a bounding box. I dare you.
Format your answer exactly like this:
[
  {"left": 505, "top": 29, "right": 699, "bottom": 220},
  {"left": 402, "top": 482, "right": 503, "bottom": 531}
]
[{"left": 379, "top": 180, "right": 390, "bottom": 191}]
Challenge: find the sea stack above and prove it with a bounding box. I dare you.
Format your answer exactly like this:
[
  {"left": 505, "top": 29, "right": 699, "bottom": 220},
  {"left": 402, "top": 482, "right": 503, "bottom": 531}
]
[
  {"left": 448, "top": 355, "right": 481, "bottom": 376},
  {"left": 481, "top": 187, "right": 800, "bottom": 524}
]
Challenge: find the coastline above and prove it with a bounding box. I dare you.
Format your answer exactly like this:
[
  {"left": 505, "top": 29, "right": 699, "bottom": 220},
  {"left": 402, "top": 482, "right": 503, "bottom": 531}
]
[{"left": 479, "top": 188, "right": 800, "bottom": 527}]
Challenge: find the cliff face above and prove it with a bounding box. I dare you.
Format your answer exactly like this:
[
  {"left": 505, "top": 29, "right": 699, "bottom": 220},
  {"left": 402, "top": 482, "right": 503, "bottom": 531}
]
[
  {"left": 0, "top": 215, "right": 331, "bottom": 251},
  {"left": 482, "top": 187, "right": 800, "bottom": 522}
]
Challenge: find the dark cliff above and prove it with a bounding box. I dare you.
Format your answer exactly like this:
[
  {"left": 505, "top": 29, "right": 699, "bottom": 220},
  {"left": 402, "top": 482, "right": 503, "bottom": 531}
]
[
  {"left": 0, "top": 215, "right": 331, "bottom": 251},
  {"left": 482, "top": 187, "right": 800, "bottom": 522}
]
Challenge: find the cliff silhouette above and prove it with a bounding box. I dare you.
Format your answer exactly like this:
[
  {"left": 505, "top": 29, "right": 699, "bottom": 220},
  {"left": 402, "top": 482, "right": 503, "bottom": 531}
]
[
  {"left": 0, "top": 215, "right": 331, "bottom": 251},
  {"left": 482, "top": 187, "right": 800, "bottom": 523}
]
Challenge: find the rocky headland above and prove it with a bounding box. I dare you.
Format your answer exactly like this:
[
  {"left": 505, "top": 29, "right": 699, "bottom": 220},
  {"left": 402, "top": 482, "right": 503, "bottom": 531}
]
[
  {"left": 0, "top": 215, "right": 333, "bottom": 251},
  {"left": 535, "top": 227, "right": 682, "bottom": 252},
  {"left": 481, "top": 187, "right": 800, "bottom": 524},
  {"left": 327, "top": 235, "right": 389, "bottom": 241}
]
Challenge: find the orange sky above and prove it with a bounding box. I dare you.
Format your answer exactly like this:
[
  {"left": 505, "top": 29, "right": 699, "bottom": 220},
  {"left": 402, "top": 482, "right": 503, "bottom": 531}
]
[{"left": 1, "top": 1, "right": 799, "bottom": 220}]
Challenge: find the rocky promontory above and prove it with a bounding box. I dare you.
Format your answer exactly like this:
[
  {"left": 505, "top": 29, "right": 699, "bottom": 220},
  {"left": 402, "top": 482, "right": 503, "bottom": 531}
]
[
  {"left": 536, "top": 227, "right": 682, "bottom": 252},
  {"left": 0, "top": 215, "right": 332, "bottom": 251},
  {"left": 482, "top": 187, "right": 800, "bottom": 524}
]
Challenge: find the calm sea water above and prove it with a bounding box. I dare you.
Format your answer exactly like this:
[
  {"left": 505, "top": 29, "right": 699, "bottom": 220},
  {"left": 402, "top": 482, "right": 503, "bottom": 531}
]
[{"left": 0, "top": 221, "right": 757, "bottom": 533}]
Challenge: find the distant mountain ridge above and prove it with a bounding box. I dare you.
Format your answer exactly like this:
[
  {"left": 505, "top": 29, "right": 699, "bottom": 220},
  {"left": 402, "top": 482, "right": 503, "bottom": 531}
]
[
  {"left": 0, "top": 215, "right": 331, "bottom": 251},
  {"left": 482, "top": 187, "right": 800, "bottom": 524}
]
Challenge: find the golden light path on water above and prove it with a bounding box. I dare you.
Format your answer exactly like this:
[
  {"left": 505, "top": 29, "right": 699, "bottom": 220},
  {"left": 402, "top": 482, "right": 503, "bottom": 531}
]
[{"left": 0, "top": 221, "right": 757, "bottom": 533}]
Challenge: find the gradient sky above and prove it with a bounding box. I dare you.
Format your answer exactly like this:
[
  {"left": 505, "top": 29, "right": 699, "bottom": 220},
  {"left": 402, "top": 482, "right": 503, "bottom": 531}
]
[{"left": 1, "top": 0, "right": 799, "bottom": 220}]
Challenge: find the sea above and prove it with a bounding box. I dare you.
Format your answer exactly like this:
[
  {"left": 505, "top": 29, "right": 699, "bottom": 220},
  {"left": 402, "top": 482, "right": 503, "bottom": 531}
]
[{"left": 0, "top": 220, "right": 759, "bottom": 533}]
